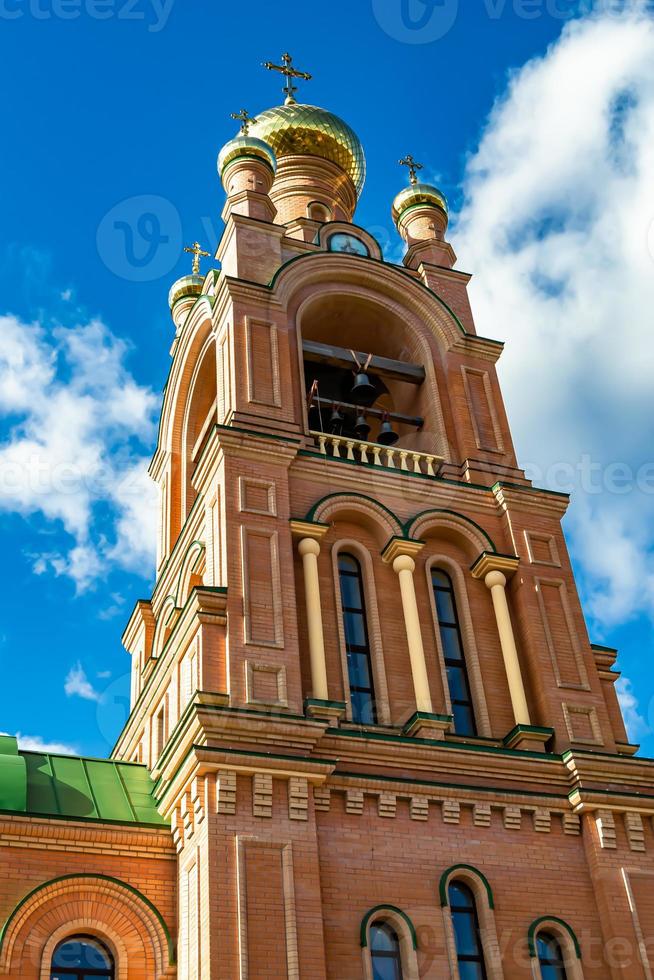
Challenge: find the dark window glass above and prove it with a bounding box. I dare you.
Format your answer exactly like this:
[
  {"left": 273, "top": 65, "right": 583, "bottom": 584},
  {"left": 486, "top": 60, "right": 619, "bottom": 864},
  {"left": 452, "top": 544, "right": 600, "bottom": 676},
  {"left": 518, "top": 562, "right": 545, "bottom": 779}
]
[
  {"left": 537, "top": 933, "right": 568, "bottom": 979},
  {"left": 431, "top": 570, "right": 477, "bottom": 735},
  {"left": 449, "top": 882, "right": 487, "bottom": 980},
  {"left": 370, "top": 921, "right": 403, "bottom": 980},
  {"left": 51, "top": 937, "right": 114, "bottom": 979},
  {"left": 339, "top": 553, "right": 376, "bottom": 724}
]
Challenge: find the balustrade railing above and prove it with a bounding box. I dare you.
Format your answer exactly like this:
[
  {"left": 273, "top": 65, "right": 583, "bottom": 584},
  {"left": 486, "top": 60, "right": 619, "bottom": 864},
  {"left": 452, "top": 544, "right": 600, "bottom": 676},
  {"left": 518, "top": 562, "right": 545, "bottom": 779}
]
[{"left": 311, "top": 431, "right": 443, "bottom": 478}]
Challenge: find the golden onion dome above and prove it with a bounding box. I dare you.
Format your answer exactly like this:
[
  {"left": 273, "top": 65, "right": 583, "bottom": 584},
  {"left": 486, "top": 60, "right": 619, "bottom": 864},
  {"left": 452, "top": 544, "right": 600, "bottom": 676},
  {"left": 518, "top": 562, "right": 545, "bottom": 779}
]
[
  {"left": 168, "top": 274, "right": 204, "bottom": 312},
  {"left": 247, "top": 103, "right": 366, "bottom": 197},
  {"left": 217, "top": 134, "right": 277, "bottom": 179},
  {"left": 392, "top": 181, "right": 448, "bottom": 224}
]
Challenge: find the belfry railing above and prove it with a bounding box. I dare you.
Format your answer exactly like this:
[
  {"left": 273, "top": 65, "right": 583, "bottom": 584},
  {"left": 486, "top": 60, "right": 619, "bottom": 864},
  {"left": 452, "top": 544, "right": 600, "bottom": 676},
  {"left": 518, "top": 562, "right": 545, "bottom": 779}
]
[{"left": 310, "top": 431, "right": 443, "bottom": 479}]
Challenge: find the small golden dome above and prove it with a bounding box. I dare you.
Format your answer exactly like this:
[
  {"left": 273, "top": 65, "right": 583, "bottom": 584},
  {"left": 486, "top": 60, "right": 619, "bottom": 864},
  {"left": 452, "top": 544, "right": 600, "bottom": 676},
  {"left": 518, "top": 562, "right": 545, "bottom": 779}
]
[
  {"left": 217, "top": 135, "right": 277, "bottom": 178},
  {"left": 168, "top": 274, "right": 203, "bottom": 312},
  {"left": 392, "top": 182, "right": 448, "bottom": 224},
  {"left": 248, "top": 103, "right": 366, "bottom": 197}
]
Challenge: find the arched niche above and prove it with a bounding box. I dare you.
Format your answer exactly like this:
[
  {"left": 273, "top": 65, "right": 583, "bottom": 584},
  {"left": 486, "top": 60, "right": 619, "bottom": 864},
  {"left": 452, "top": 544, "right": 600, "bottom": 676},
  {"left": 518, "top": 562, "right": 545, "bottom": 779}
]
[{"left": 181, "top": 337, "right": 217, "bottom": 519}]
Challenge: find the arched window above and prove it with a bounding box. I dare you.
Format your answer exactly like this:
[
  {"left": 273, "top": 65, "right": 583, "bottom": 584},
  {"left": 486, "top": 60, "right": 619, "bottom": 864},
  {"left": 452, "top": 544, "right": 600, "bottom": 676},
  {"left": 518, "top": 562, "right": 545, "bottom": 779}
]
[
  {"left": 369, "top": 921, "right": 404, "bottom": 979},
  {"left": 448, "top": 881, "right": 488, "bottom": 978},
  {"left": 537, "top": 932, "right": 569, "bottom": 979},
  {"left": 338, "top": 553, "right": 376, "bottom": 724},
  {"left": 51, "top": 936, "right": 114, "bottom": 979},
  {"left": 431, "top": 569, "right": 476, "bottom": 735}
]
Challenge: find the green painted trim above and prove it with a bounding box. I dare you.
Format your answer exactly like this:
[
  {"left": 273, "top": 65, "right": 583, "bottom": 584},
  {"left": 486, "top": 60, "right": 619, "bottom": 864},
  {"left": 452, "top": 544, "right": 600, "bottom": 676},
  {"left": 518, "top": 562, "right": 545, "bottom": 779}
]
[
  {"left": 304, "top": 698, "right": 347, "bottom": 710},
  {"left": 397, "top": 200, "right": 448, "bottom": 223},
  {"left": 304, "top": 491, "right": 404, "bottom": 534},
  {"left": 528, "top": 916, "right": 581, "bottom": 959},
  {"left": 591, "top": 643, "right": 618, "bottom": 653},
  {"left": 403, "top": 508, "right": 496, "bottom": 550},
  {"left": 491, "top": 480, "right": 571, "bottom": 501},
  {"left": 0, "top": 807, "right": 167, "bottom": 830},
  {"left": 503, "top": 725, "right": 554, "bottom": 745},
  {"left": 439, "top": 865, "right": 495, "bottom": 909},
  {"left": 360, "top": 905, "right": 418, "bottom": 950},
  {"left": 0, "top": 873, "right": 175, "bottom": 966}
]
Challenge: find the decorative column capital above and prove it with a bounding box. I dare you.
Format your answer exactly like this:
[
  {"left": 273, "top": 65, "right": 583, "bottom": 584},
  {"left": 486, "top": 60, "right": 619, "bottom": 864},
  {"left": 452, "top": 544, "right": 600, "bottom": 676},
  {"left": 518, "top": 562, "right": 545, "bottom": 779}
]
[
  {"left": 298, "top": 537, "right": 321, "bottom": 558},
  {"left": 392, "top": 554, "right": 416, "bottom": 575},
  {"left": 381, "top": 537, "right": 425, "bottom": 565},
  {"left": 470, "top": 551, "right": 520, "bottom": 581},
  {"left": 290, "top": 519, "right": 330, "bottom": 543}
]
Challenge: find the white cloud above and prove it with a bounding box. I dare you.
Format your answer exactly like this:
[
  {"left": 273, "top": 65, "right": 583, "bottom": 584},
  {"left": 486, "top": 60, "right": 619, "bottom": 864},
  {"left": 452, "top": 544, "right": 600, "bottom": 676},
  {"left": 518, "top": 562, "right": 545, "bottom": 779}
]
[
  {"left": 454, "top": 7, "right": 654, "bottom": 629},
  {"left": 0, "top": 314, "right": 159, "bottom": 590},
  {"left": 64, "top": 661, "right": 102, "bottom": 702},
  {"left": 0, "top": 730, "right": 78, "bottom": 755},
  {"left": 616, "top": 675, "right": 650, "bottom": 742}
]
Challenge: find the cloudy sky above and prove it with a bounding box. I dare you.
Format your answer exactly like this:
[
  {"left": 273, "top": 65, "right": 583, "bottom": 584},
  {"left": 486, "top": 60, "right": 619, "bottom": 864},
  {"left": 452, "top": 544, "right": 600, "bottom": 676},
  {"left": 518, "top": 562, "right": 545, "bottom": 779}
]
[{"left": 0, "top": 1, "right": 652, "bottom": 755}]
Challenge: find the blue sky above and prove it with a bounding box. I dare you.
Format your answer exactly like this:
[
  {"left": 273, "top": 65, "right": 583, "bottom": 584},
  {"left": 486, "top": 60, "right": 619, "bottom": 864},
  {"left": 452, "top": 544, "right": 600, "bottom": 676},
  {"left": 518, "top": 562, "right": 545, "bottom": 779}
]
[{"left": 1, "top": 0, "right": 653, "bottom": 757}]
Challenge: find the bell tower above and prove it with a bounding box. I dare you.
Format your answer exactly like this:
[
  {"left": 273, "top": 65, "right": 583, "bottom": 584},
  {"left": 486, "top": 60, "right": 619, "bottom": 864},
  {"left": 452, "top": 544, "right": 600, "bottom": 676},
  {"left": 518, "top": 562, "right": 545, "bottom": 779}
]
[{"left": 110, "top": 56, "right": 654, "bottom": 980}]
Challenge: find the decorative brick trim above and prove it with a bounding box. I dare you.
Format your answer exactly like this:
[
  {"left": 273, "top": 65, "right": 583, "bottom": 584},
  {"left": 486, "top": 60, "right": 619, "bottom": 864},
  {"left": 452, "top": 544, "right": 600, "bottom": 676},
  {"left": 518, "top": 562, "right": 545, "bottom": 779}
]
[
  {"left": 625, "top": 812, "right": 646, "bottom": 852},
  {"left": 216, "top": 769, "right": 237, "bottom": 815},
  {"left": 253, "top": 773, "right": 273, "bottom": 818},
  {"left": 473, "top": 803, "right": 492, "bottom": 827},
  {"left": 563, "top": 813, "right": 581, "bottom": 835},
  {"left": 378, "top": 793, "right": 397, "bottom": 818},
  {"left": 533, "top": 808, "right": 551, "bottom": 833},
  {"left": 346, "top": 789, "right": 364, "bottom": 815},
  {"left": 313, "top": 786, "right": 331, "bottom": 812},
  {"left": 596, "top": 809, "right": 617, "bottom": 849},
  {"left": 410, "top": 797, "right": 429, "bottom": 821},
  {"left": 191, "top": 775, "right": 206, "bottom": 826},
  {"left": 442, "top": 800, "right": 461, "bottom": 825},
  {"left": 504, "top": 806, "right": 522, "bottom": 831},
  {"left": 288, "top": 776, "right": 309, "bottom": 821}
]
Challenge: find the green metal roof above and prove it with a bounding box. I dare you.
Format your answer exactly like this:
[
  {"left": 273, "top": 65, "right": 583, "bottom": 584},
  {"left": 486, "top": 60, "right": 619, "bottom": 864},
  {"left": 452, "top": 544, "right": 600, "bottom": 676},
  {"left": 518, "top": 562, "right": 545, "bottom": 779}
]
[{"left": 0, "top": 738, "right": 167, "bottom": 827}]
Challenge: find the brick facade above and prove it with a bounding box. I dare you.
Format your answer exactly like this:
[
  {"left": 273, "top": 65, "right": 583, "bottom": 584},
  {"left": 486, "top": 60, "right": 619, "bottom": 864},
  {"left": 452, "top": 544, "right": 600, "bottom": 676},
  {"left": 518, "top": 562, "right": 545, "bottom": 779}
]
[{"left": 2, "top": 94, "right": 653, "bottom": 980}]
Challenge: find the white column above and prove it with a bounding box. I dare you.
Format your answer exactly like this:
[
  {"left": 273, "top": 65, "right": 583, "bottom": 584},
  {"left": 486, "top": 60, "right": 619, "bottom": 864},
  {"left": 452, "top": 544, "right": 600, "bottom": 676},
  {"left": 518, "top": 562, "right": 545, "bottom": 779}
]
[
  {"left": 392, "top": 555, "right": 433, "bottom": 714},
  {"left": 298, "top": 537, "right": 329, "bottom": 702},
  {"left": 484, "top": 570, "right": 531, "bottom": 726}
]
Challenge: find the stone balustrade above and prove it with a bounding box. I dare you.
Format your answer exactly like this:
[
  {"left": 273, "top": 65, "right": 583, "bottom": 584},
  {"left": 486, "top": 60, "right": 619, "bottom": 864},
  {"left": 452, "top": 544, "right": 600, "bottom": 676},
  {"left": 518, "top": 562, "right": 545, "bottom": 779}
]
[{"left": 311, "top": 431, "right": 443, "bottom": 478}]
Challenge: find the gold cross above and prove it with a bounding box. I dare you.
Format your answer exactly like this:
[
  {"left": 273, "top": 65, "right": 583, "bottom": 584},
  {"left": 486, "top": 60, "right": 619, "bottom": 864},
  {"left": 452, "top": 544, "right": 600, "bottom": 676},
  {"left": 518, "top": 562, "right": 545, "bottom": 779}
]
[
  {"left": 262, "top": 52, "right": 312, "bottom": 105},
  {"left": 399, "top": 154, "right": 424, "bottom": 186},
  {"left": 183, "top": 241, "right": 210, "bottom": 275},
  {"left": 231, "top": 108, "right": 257, "bottom": 135}
]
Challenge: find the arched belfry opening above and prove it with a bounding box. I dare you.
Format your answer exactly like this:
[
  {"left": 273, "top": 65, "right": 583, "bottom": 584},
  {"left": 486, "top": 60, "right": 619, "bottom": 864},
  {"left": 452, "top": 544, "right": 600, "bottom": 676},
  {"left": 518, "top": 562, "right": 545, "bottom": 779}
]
[
  {"left": 181, "top": 340, "right": 217, "bottom": 519},
  {"left": 300, "top": 291, "right": 445, "bottom": 457}
]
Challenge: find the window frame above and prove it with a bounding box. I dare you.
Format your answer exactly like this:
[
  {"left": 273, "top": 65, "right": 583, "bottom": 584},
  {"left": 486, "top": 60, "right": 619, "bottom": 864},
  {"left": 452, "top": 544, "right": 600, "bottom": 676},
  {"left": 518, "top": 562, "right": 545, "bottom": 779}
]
[
  {"left": 338, "top": 551, "right": 377, "bottom": 724},
  {"left": 361, "top": 905, "right": 420, "bottom": 980},
  {"left": 448, "top": 880, "right": 488, "bottom": 979},
  {"left": 50, "top": 934, "right": 115, "bottom": 979},
  {"left": 425, "top": 556, "right": 491, "bottom": 737},
  {"left": 369, "top": 920, "right": 404, "bottom": 979},
  {"left": 430, "top": 567, "right": 477, "bottom": 736},
  {"left": 536, "top": 931, "right": 569, "bottom": 978},
  {"left": 440, "top": 865, "right": 503, "bottom": 980}
]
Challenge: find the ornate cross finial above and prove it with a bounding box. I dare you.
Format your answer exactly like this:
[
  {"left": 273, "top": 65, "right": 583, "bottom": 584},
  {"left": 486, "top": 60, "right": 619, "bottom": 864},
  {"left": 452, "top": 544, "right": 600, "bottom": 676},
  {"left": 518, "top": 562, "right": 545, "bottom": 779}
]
[
  {"left": 399, "top": 154, "right": 424, "bottom": 186},
  {"left": 231, "top": 108, "right": 257, "bottom": 135},
  {"left": 183, "top": 241, "right": 210, "bottom": 275},
  {"left": 262, "top": 52, "right": 312, "bottom": 105}
]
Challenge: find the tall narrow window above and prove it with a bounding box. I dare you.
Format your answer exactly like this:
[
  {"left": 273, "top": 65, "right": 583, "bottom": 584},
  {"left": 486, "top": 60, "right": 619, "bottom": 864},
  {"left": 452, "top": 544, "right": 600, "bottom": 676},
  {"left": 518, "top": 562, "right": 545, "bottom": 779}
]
[
  {"left": 448, "top": 881, "right": 488, "bottom": 979},
  {"left": 370, "top": 921, "right": 403, "bottom": 980},
  {"left": 51, "top": 936, "right": 114, "bottom": 979},
  {"left": 537, "top": 933, "right": 569, "bottom": 980},
  {"left": 338, "top": 553, "right": 376, "bottom": 724},
  {"left": 431, "top": 570, "right": 477, "bottom": 735}
]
